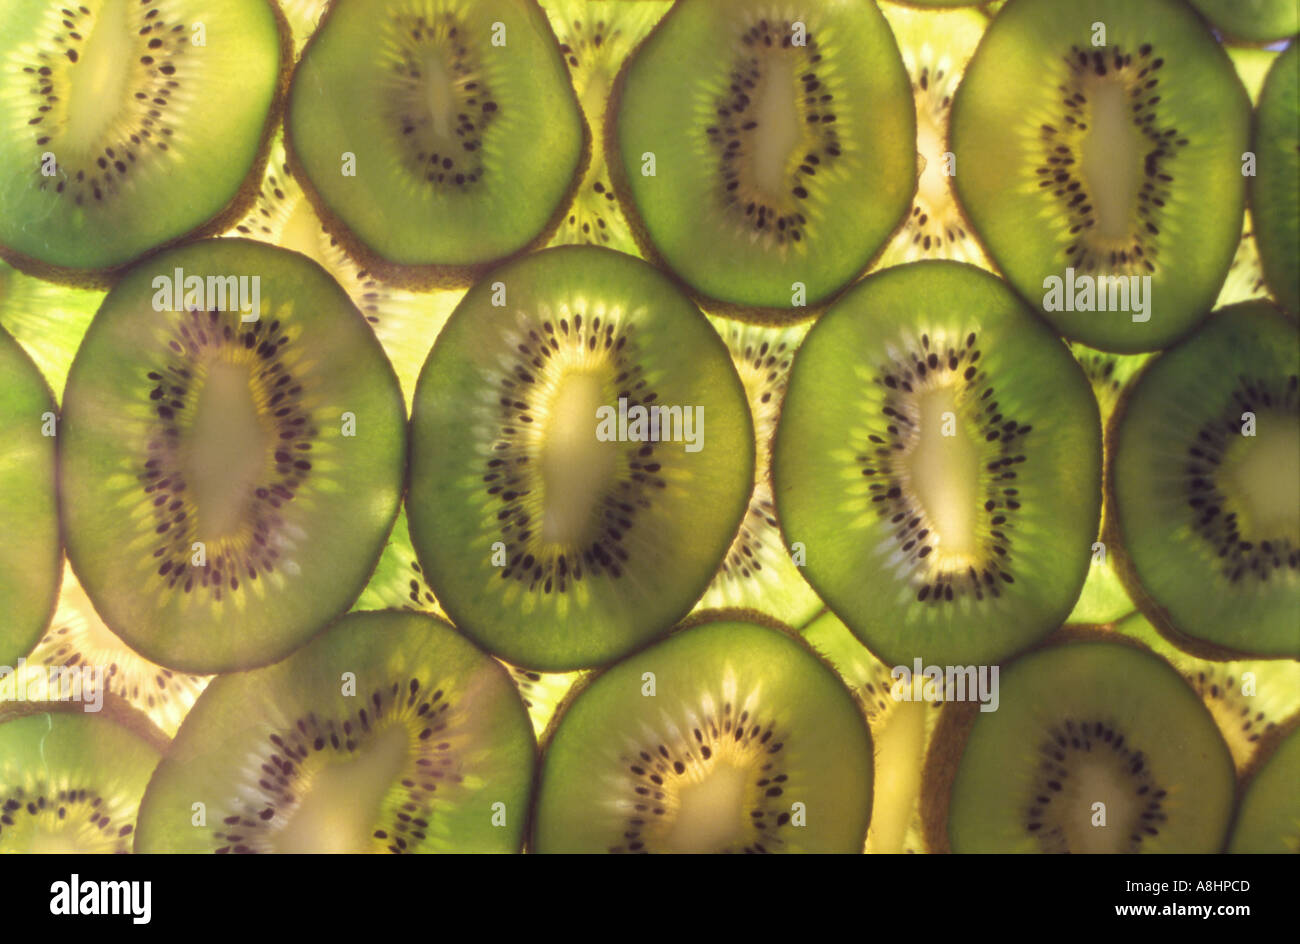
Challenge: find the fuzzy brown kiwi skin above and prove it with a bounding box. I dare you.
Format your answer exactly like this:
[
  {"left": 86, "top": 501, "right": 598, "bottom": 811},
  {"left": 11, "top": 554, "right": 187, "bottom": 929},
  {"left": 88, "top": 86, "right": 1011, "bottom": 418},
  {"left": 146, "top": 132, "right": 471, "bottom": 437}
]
[
  {"left": 284, "top": 0, "right": 590, "bottom": 292},
  {"left": 0, "top": 688, "right": 171, "bottom": 757},
  {"left": 0, "top": 1, "right": 294, "bottom": 292},
  {"left": 601, "top": 6, "right": 915, "bottom": 327}
]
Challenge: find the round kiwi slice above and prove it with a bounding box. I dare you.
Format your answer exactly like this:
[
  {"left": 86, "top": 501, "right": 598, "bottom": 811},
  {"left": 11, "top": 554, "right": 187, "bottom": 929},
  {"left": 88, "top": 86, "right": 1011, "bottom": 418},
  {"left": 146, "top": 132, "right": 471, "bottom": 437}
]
[
  {"left": 286, "top": 0, "right": 588, "bottom": 288},
  {"left": 1227, "top": 720, "right": 1300, "bottom": 854},
  {"left": 925, "top": 637, "right": 1237, "bottom": 853},
  {"left": 0, "top": 259, "right": 103, "bottom": 402},
  {"left": 1252, "top": 42, "right": 1298, "bottom": 315},
  {"left": 0, "top": 325, "right": 60, "bottom": 668},
  {"left": 608, "top": 0, "right": 915, "bottom": 315},
  {"left": 532, "top": 616, "right": 872, "bottom": 853},
  {"left": 135, "top": 610, "right": 536, "bottom": 853},
  {"left": 1110, "top": 301, "right": 1299, "bottom": 658},
  {"left": 59, "top": 238, "right": 406, "bottom": 674},
  {"left": 774, "top": 261, "right": 1101, "bottom": 669},
  {"left": 0, "top": 0, "right": 286, "bottom": 284},
  {"left": 1187, "top": 0, "right": 1299, "bottom": 44},
  {"left": 0, "top": 709, "right": 160, "bottom": 853},
  {"left": 951, "top": 0, "right": 1250, "bottom": 352},
  {"left": 407, "top": 246, "right": 754, "bottom": 671}
]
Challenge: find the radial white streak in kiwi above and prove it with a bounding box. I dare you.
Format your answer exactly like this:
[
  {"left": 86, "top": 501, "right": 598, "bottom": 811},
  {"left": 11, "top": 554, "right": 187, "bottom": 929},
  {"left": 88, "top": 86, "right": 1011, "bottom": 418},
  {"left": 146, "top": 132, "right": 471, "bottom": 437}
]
[
  {"left": 541, "top": 371, "right": 617, "bottom": 545},
  {"left": 185, "top": 360, "right": 274, "bottom": 539},
  {"left": 904, "top": 385, "right": 978, "bottom": 561},
  {"left": 665, "top": 761, "right": 749, "bottom": 853},
  {"left": 272, "top": 724, "right": 410, "bottom": 854},
  {"left": 1224, "top": 416, "right": 1300, "bottom": 538},
  {"left": 1060, "top": 758, "right": 1141, "bottom": 854},
  {"left": 1080, "top": 78, "right": 1141, "bottom": 241},
  {"left": 751, "top": 52, "right": 800, "bottom": 196},
  {"left": 864, "top": 699, "right": 926, "bottom": 854},
  {"left": 62, "top": 0, "right": 132, "bottom": 154}
]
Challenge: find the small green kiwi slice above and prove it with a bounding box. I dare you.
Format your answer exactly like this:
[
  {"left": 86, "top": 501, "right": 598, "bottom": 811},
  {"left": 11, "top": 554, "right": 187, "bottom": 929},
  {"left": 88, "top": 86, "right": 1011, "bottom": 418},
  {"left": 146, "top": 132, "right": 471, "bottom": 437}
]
[
  {"left": 802, "top": 609, "right": 940, "bottom": 854},
  {"left": 774, "top": 261, "right": 1101, "bottom": 668},
  {"left": 951, "top": 0, "right": 1250, "bottom": 352},
  {"left": 608, "top": 0, "right": 915, "bottom": 314},
  {"left": 1228, "top": 721, "right": 1300, "bottom": 853},
  {"left": 1110, "top": 301, "right": 1300, "bottom": 658},
  {"left": 1187, "top": 0, "right": 1299, "bottom": 44},
  {"left": 287, "top": 0, "right": 588, "bottom": 287},
  {"left": 690, "top": 317, "right": 821, "bottom": 627},
  {"left": 135, "top": 610, "right": 536, "bottom": 853},
  {"left": 1112, "top": 612, "right": 1300, "bottom": 775},
  {"left": 0, "top": 325, "right": 60, "bottom": 668},
  {"left": 1252, "top": 43, "right": 1299, "bottom": 315},
  {"left": 59, "top": 238, "right": 406, "bottom": 674},
  {"left": 0, "top": 0, "right": 286, "bottom": 284},
  {"left": 532, "top": 616, "right": 873, "bottom": 853},
  {"left": 926, "top": 637, "right": 1236, "bottom": 853},
  {"left": 0, "top": 259, "right": 103, "bottom": 402},
  {"left": 407, "top": 246, "right": 754, "bottom": 671},
  {"left": 0, "top": 709, "right": 161, "bottom": 853}
]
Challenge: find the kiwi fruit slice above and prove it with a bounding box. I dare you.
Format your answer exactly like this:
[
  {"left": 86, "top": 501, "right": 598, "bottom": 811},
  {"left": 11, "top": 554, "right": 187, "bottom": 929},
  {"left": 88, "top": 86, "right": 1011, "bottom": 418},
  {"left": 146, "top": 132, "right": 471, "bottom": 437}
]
[
  {"left": 690, "top": 318, "right": 821, "bottom": 627},
  {"left": 0, "top": 709, "right": 161, "bottom": 853},
  {"left": 0, "top": 0, "right": 286, "bottom": 284},
  {"left": 542, "top": 0, "right": 670, "bottom": 256},
  {"left": 286, "top": 0, "right": 588, "bottom": 288},
  {"left": 873, "top": 2, "right": 991, "bottom": 270},
  {"left": 1228, "top": 720, "right": 1300, "bottom": 853},
  {"left": 407, "top": 246, "right": 754, "bottom": 671},
  {"left": 23, "top": 564, "right": 211, "bottom": 738},
  {"left": 1252, "top": 43, "right": 1299, "bottom": 315},
  {"left": 135, "top": 610, "right": 536, "bottom": 853},
  {"left": 608, "top": 0, "right": 915, "bottom": 315},
  {"left": 774, "top": 261, "right": 1101, "bottom": 668},
  {"left": 531, "top": 615, "right": 873, "bottom": 853},
  {"left": 59, "top": 238, "right": 406, "bottom": 674},
  {"left": 1110, "top": 300, "right": 1300, "bottom": 658},
  {"left": 1186, "top": 0, "right": 1299, "bottom": 44},
  {"left": 802, "top": 609, "right": 939, "bottom": 854},
  {"left": 1112, "top": 612, "right": 1300, "bottom": 775},
  {"left": 924, "top": 636, "right": 1237, "bottom": 853},
  {"left": 951, "top": 0, "right": 1250, "bottom": 352},
  {"left": 0, "top": 259, "right": 103, "bottom": 401},
  {"left": 0, "top": 325, "right": 60, "bottom": 668}
]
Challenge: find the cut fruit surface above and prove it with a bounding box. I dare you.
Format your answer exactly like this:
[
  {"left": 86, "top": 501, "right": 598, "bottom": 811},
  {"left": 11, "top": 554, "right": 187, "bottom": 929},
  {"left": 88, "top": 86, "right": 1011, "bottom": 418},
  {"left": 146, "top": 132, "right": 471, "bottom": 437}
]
[
  {"left": 1252, "top": 43, "right": 1299, "bottom": 314},
  {"left": 1186, "top": 0, "right": 1299, "bottom": 43},
  {"left": 532, "top": 618, "right": 872, "bottom": 853},
  {"left": 1228, "top": 723, "right": 1300, "bottom": 853},
  {"left": 0, "top": 260, "right": 103, "bottom": 402}
]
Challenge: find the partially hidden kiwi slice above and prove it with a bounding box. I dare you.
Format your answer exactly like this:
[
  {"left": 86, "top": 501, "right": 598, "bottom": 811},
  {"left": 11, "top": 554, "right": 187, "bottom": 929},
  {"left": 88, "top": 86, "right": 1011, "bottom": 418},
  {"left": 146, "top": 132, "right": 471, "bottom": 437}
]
[
  {"left": 951, "top": 0, "right": 1250, "bottom": 352},
  {"left": 542, "top": 0, "right": 671, "bottom": 255},
  {"left": 60, "top": 238, "right": 406, "bottom": 674},
  {"left": 1110, "top": 300, "right": 1300, "bottom": 658},
  {"left": 1112, "top": 611, "right": 1300, "bottom": 775},
  {"left": 1252, "top": 42, "right": 1299, "bottom": 315},
  {"left": 774, "top": 261, "right": 1101, "bottom": 668},
  {"left": 532, "top": 616, "right": 873, "bottom": 853},
  {"left": 802, "top": 609, "right": 940, "bottom": 854},
  {"left": 1228, "top": 720, "right": 1300, "bottom": 853},
  {"left": 1186, "top": 0, "right": 1299, "bottom": 44},
  {"left": 690, "top": 318, "right": 821, "bottom": 628},
  {"left": 286, "top": 0, "right": 588, "bottom": 287},
  {"left": 923, "top": 636, "right": 1237, "bottom": 853},
  {"left": 608, "top": 0, "right": 915, "bottom": 315},
  {"left": 0, "top": 325, "right": 60, "bottom": 667},
  {"left": 135, "top": 610, "right": 536, "bottom": 853},
  {"left": 407, "top": 246, "right": 754, "bottom": 671},
  {"left": 0, "top": 0, "right": 287, "bottom": 284},
  {"left": 0, "top": 709, "right": 161, "bottom": 853},
  {"left": 0, "top": 259, "right": 103, "bottom": 402}
]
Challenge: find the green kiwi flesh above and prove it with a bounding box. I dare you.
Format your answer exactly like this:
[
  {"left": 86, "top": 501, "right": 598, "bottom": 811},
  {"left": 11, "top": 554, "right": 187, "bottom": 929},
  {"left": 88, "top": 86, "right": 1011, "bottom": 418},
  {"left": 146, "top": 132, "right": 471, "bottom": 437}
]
[
  {"left": 774, "top": 261, "right": 1101, "bottom": 668},
  {"left": 135, "top": 610, "right": 536, "bottom": 853},
  {"left": 609, "top": 0, "right": 915, "bottom": 313},
  {"left": 1228, "top": 722, "right": 1300, "bottom": 853},
  {"left": 0, "top": 0, "right": 284, "bottom": 281},
  {"left": 0, "top": 710, "right": 160, "bottom": 853},
  {"left": 0, "top": 259, "right": 103, "bottom": 401},
  {"left": 1252, "top": 43, "right": 1299, "bottom": 314},
  {"left": 0, "top": 325, "right": 60, "bottom": 667},
  {"left": 1187, "top": 0, "right": 1299, "bottom": 44},
  {"left": 286, "top": 0, "right": 587, "bottom": 285},
  {"left": 938, "top": 639, "right": 1236, "bottom": 853},
  {"left": 407, "top": 246, "right": 754, "bottom": 671},
  {"left": 532, "top": 618, "right": 872, "bottom": 853},
  {"left": 1111, "top": 301, "right": 1300, "bottom": 658},
  {"left": 951, "top": 0, "right": 1250, "bottom": 352},
  {"left": 59, "top": 239, "right": 406, "bottom": 674}
]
